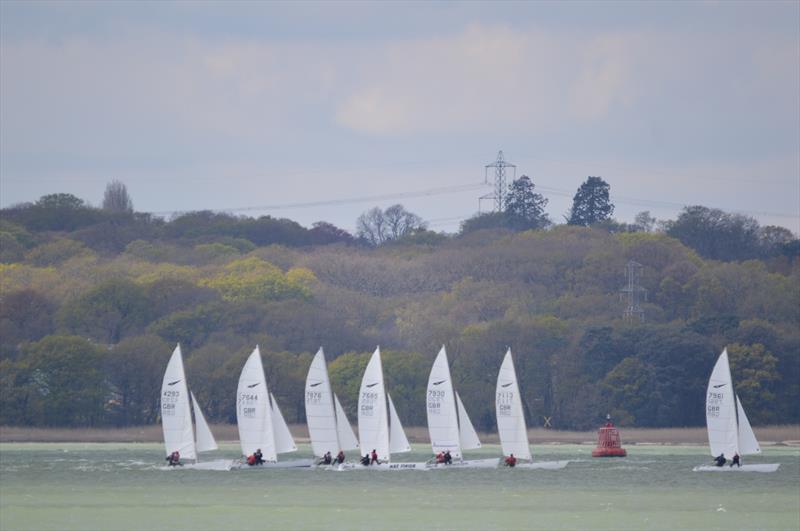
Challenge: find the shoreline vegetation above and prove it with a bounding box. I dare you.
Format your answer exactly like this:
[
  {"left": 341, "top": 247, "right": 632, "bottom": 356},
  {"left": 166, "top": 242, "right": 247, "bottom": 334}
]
[{"left": 2, "top": 424, "right": 798, "bottom": 446}]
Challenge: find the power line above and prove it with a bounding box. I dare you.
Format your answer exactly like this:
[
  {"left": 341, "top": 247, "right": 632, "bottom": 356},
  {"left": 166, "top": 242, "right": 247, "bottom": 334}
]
[{"left": 148, "top": 182, "right": 490, "bottom": 217}]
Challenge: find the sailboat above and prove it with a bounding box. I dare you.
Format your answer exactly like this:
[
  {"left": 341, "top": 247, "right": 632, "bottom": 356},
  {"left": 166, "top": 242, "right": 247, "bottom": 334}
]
[
  {"left": 355, "top": 347, "right": 427, "bottom": 470},
  {"left": 426, "top": 346, "right": 499, "bottom": 469},
  {"left": 235, "top": 346, "right": 314, "bottom": 469},
  {"left": 305, "top": 347, "right": 359, "bottom": 466},
  {"left": 495, "top": 349, "right": 568, "bottom": 470},
  {"left": 693, "top": 348, "right": 779, "bottom": 473},
  {"left": 160, "top": 344, "right": 231, "bottom": 470}
]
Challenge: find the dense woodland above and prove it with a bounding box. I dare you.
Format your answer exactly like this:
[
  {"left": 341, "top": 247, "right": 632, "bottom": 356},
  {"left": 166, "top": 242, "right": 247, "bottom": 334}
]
[{"left": 1, "top": 178, "right": 798, "bottom": 432}]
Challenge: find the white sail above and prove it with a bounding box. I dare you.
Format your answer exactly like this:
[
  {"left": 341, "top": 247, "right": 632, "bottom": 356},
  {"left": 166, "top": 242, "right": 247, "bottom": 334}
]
[
  {"left": 271, "top": 393, "right": 297, "bottom": 454},
  {"left": 161, "top": 344, "right": 197, "bottom": 460},
  {"left": 495, "top": 349, "right": 532, "bottom": 461},
  {"left": 358, "top": 347, "right": 390, "bottom": 461},
  {"left": 736, "top": 395, "right": 761, "bottom": 456},
  {"left": 705, "top": 349, "right": 739, "bottom": 458},
  {"left": 455, "top": 392, "right": 481, "bottom": 451},
  {"left": 334, "top": 393, "right": 359, "bottom": 451},
  {"left": 426, "top": 346, "right": 462, "bottom": 458},
  {"left": 305, "top": 348, "right": 339, "bottom": 457},
  {"left": 191, "top": 391, "right": 218, "bottom": 453},
  {"left": 388, "top": 393, "right": 411, "bottom": 454},
  {"left": 236, "top": 346, "right": 277, "bottom": 461}
]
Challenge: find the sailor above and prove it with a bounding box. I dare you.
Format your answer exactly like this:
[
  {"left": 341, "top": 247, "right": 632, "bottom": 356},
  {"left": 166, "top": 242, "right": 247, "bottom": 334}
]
[
  {"left": 730, "top": 453, "right": 741, "bottom": 468},
  {"left": 322, "top": 451, "right": 332, "bottom": 465},
  {"left": 435, "top": 452, "right": 445, "bottom": 464},
  {"left": 166, "top": 451, "right": 181, "bottom": 466},
  {"left": 335, "top": 450, "right": 345, "bottom": 465},
  {"left": 247, "top": 454, "right": 256, "bottom": 466},
  {"left": 444, "top": 450, "right": 452, "bottom": 465},
  {"left": 361, "top": 454, "right": 371, "bottom": 466},
  {"left": 370, "top": 449, "right": 379, "bottom": 465},
  {"left": 714, "top": 453, "right": 726, "bottom": 467},
  {"left": 505, "top": 454, "right": 517, "bottom": 467},
  {"left": 254, "top": 448, "right": 264, "bottom": 465}
]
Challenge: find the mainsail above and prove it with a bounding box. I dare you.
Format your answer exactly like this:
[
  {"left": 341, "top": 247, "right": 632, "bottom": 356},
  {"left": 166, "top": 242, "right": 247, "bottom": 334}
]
[
  {"left": 705, "top": 349, "right": 739, "bottom": 457},
  {"left": 161, "top": 345, "right": 197, "bottom": 460},
  {"left": 495, "top": 349, "right": 532, "bottom": 461},
  {"left": 358, "top": 347, "right": 390, "bottom": 460},
  {"left": 236, "top": 346, "right": 277, "bottom": 461},
  {"left": 426, "top": 346, "right": 461, "bottom": 457},
  {"left": 305, "top": 348, "right": 339, "bottom": 457}
]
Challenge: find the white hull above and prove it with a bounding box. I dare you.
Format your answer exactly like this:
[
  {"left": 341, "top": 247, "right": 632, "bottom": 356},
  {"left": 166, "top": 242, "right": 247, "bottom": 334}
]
[
  {"left": 163, "top": 459, "right": 234, "bottom": 471},
  {"left": 514, "top": 460, "right": 570, "bottom": 470},
  {"left": 234, "top": 458, "right": 315, "bottom": 470},
  {"left": 340, "top": 461, "right": 430, "bottom": 471},
  {"left": 427, "top": 458, "right": 500, "bottom": 469},
  {"left": 693, "top": 463, "right": 780, "bottom": 473}
]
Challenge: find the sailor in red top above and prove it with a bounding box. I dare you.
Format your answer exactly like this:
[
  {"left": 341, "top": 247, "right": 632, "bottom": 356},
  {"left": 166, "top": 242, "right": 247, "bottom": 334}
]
[
  {"left": 504, "top": 454, "right": 517, "bottom": 467},
  {"left": 370, "top": 449, "right": 378, "bottom": 465}
]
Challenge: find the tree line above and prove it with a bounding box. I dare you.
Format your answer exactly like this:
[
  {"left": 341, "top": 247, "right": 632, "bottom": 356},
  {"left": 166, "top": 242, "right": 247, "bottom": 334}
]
[{"left": 0, "top": 179, "right": 797, "bottom": 431}]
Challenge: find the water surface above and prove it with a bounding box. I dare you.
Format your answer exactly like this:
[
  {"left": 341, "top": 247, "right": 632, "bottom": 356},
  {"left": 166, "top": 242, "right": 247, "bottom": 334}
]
[{"left": 1, "top": 443, "right": 797, "bottom": 530}]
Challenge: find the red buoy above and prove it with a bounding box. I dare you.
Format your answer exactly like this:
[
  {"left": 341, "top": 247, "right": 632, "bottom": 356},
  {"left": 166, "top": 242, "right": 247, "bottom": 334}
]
[{"left": 591, "top": 415, "right": 627, "bottom": 457}]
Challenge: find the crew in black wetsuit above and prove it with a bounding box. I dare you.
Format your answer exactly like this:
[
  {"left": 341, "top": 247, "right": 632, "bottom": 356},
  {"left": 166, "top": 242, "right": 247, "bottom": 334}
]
[
  {"left": 335, "top": 451, "right": 346, "bottom": 465},
  {"left": 361, "top": 454, "right": 371, "bottom": 466},
  {"left": 730, "top": 453, "right": 740, "bottom": 468},
  {"left": 254, "top": 448, "right": 264, "bottom": 465},
  {"left": 444, "top": 450, "right": 452, "bottom": 465},
  {"left": 322, "top": 451, "right": 332, "bottom": 465},
  {"left": 714, "top": 454, "right": 726, "bottom": 467}
]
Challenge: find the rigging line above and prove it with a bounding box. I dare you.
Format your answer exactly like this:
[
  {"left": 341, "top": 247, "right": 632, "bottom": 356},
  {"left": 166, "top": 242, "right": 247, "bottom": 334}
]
[{"left": 148, "top": 183, "right": 490, "bottom": 216}]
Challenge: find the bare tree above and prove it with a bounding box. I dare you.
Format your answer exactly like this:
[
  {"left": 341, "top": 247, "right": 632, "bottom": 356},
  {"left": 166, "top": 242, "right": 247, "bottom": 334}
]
[
  {"left": 103, "top": 180, "right": 133, "bottom": 213},
  {"left": 356, "top": 204, "right": 426, "bottom": 246}
]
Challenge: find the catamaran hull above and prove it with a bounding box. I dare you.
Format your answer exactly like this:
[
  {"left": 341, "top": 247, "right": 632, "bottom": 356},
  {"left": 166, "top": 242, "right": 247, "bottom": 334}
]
[
  {"left": 513, "top": 460, "right": 570, "bottom": 470},
  {"left": 427, "top": 458, "right": 500, "bottom": 469},
  {"left": 692, "top": 463, "right": 780, "bottom": 473},
  {"left": 338, "top": 461, "right": 430, "bottom": 471},
  {"left": 162, "top": 459, "right": 234, "bottom": 471},
  {"left": 234, "top": 459, "right": 315, "bottom": 470}
]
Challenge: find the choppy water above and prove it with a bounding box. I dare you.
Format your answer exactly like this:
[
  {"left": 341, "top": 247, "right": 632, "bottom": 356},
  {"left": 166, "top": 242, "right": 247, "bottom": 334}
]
[{"left": 1, "top": 443, "right": 798, "bottom": 530}]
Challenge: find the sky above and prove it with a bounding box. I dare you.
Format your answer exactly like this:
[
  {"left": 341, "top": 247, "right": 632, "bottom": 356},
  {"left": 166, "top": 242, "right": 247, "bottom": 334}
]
[{"left": 1, "top": 1, "right": 798, "bottom": 234}]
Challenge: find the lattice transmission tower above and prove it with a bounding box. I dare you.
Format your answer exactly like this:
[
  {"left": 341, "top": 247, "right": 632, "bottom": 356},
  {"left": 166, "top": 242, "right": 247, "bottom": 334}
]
[
  {"left": 620, "top": 260, "right": 647, "bottom": 322},
  {"left": 480, "top": 150, "right": 516, "bottom": 212}
]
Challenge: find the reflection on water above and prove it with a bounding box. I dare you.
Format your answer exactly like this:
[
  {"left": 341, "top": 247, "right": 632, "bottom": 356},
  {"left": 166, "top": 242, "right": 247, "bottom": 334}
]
[{"left": 1, "top": 443, "right": 798, "bottom": 530}]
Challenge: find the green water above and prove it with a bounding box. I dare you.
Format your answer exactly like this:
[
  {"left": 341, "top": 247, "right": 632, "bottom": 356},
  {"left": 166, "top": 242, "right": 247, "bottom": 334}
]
[{"left": 1, "top": 443, "right": 798, "bottom": 531}]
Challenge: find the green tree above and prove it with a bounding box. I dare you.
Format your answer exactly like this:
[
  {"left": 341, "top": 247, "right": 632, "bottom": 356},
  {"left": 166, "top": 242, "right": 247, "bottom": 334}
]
[
  {"left": 0, "top": 289, "right": 55, "bottom": 359},
  {"left": 567, "top": 176, "right": 614, "bottom": 226},
  {"left": 22, "top": 336, "right": 108, "bottom": 426},
  {"left": 665, "top": 205, "right": 761, "bottom": 261},
  {"left": 504, "top": 175, "right": 550, "bottom": 230},
  {"left": 727, "top": 343, "right": 780, "bottom": 424},
  {"left": 58, "top": 279, "right": 154, "bottom": 343},
  {"left": 105, "top": 335, "right": 172, "bottom": 425}
]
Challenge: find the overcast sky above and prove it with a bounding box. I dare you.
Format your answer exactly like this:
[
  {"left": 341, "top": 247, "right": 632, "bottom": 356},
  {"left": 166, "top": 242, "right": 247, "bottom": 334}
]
[{"left": 1, "top": 1, "right": 798, "bottom": 233}]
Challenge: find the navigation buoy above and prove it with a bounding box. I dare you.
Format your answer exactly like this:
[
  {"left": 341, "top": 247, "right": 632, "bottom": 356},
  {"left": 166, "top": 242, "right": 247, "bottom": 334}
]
[{"left": 591, "top": 414, "right": 627, "bottom": 457}]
